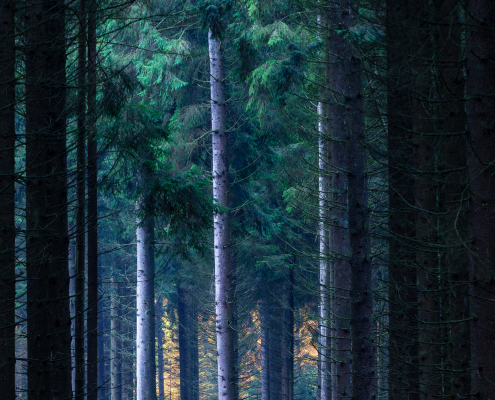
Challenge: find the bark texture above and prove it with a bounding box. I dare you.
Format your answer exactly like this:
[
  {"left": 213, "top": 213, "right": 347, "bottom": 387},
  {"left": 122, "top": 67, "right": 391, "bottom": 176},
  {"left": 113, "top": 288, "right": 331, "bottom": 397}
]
[
  {"left": 209, "top": 28, "right": 235, "bottom": 400},
  {"left": 25, "top": 0, "right": 71, "bottom": 398},
  {"left": 386, "top": 0, "right": 418, "bottom": 397},
  {"left": 110, "top": 274, "right": 122, "bottom": 400},
  {"left": 466, "top": 0, "right": 495, "bottom": 397},
  {"left": 0, "top": 1, "right": 16, "bottom": 397},
  {"left": 87, "top": 0, "right": 99, "bottom": 397},
  {"left": 136, "top": 206, "right": 156, "bottom": 400}
]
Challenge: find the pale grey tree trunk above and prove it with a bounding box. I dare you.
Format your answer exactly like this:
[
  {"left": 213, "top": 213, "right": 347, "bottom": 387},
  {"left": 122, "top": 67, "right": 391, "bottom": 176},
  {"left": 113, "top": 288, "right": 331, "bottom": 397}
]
[
  {"left": 209, "top": 28, "right": 235, "bottom": 400},
  {"left": 136, "top": 202, "right": 156, "bottom": 400}
]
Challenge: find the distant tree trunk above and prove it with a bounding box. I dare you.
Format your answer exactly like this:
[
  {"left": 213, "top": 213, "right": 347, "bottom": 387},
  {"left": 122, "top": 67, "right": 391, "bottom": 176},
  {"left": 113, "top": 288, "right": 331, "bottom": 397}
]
[
  {"left": 329, "top": 4, "right": 351, "bottom": 397},
  {"left": 25, "top": 0, "right": 70, "bottom": 398},
  {"left": 87, "top": 0, "right": 99, "bottom": 396},
  {"left": 466, "top": 0, "right": 495, "bottom": 397},
  {"left": 318, "top": 97, "right": 332, "bottom": 400},
  {"left": 75, "top": 0, "right": 87, "bottom": 396},
  {"left": 209, "top": 28, "right": 235, "bottom": 400},
  {"left": 231, "top": 253, "right": 239, "bottom": 400},
  {"left": 0, "top": 1, "right": 16, "bottom": 397},
  {"left": 386, "top": 0, "right": 418, "bottom": 397},
  {"left": 282, "top": 264, "right": 294, "bottom": 400},
  {"left": 136, "top": 199, "right": 156, "bottom": 400},
  {"left": 111, "top": 275, "right": 122, "bottom": 400},
  {"left": 156, "top": 295, "right": 165, "bottom": 400},
  {"left": 70, "top": 238, "right": 76, "bottom": 394},
  {"left": 260, "top": 299, "right": 270, "bottom": 400},
  {"left": 345, "top": 18, "right": 373, "bottom": 398},
  {"left": 269, "top": 296, "right": 283, "bottom": 400},
  {"left": 192, "top": 301, "right": 200, "bottom": 400},
  {"left": 98, "top": 268, "right": 108, "bottom": 400},
  {"left": 179, "top": 287, "right": 195, "bottom": 400}
]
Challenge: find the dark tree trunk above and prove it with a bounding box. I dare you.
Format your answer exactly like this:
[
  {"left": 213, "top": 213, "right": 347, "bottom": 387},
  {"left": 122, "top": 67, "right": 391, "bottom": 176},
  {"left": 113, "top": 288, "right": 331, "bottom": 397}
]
[
  {"left": 87, "top": 0, "right": 99, "bottom": 396},
  {"left": 111, "top": 275, "right": 122, "bottom": 400},
  {"left": 282, "top": 264, "right": 294, "bottom": 400},
  {"left": 346, "top": 18, "right": 373, "bottom": 399},
  {"left": 386, "top": 0, "right": 419, "bottom": 398},
  {"left": 75, "top": 0, "right": 87, "bottom": 396},
  {"left": 433, "top": 1, "right": 470, "bottom": 396},
  {"left": 329, "top": 3, "right": 351, "bottom": 397},
  {"left": 25, "top": 0, "right": 70, "bottom": 398},
  {"left": 465, "top": 0, "right": 495, "bottom": 397},
  {"left": 0, "top": 1, "right": 16, "bottom": 397},
  {"left": 260, "top": 298, "right": 270, "bottom": 400}
]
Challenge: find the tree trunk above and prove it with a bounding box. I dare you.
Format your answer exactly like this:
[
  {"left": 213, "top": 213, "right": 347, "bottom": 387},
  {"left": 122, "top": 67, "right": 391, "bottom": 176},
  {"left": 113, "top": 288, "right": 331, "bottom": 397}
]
[
  {"left": 75, "top": 0, "right": 87, "bottom": 396},
  {"left": 111, "top": 275, "right": 122, "bottom": 400},
  {"left": 260, "top": 299, "right": 270, "bottom": 400},
  {"left": 318, "top": 96, "right": 332, "bottom": 400},
  {"left": 87, "top": 0, "right": 99, "bottom": 396},
  {"left": 269, "top": 296, "right": 283, "bottom": 400},
  {"left": 25, "top": 0, "right": 70, "bottom": 398},
  {"left": 386, "top": 0, "right": 418, "bottom": 397},
  {"left": 209, "top": 28, "right": 235, "bottom": 400},
  {"left": 434, "top": 0, "right": 470, "bottom": 396},
  {"left": 98, "top": 268, "right": 108, "bottom": 400},
  {"left": 179, "top": 287, "right": 195, "bottom": 400},
  {"left": 122, "top": 280, "right": 135, "bottom": 400},
  {"left": 346, "top": 23, "right": 373, "bottom": 399},
  {"left": 465, "top": 0, "right": 495, "bottom": 397},
  {"left": 136, "top": 202, "right": 156, "bottom": 400},
  {"left": 0, "top": 1, "right": 16, "bottom": 397},
  {"left": 156, "top": 295, "right": 165, "bottom": 400},
  {"left": 329, "top": 4, "right": 351, "bottom": 397},
  {"left": 282, "top": 264, "right": 294, "bottom": 400}
]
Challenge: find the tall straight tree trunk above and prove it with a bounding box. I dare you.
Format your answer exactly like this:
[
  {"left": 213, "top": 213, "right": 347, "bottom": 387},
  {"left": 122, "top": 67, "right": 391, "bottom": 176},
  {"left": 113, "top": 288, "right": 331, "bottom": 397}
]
[
  {"left": 25, "top": 0, "right": 70, "bottom": 398},
  {"left": 434, "top": 0, "right": 470, "bottom": 396},
  {"left": 318, "top": 96, "right": 332, "bottom": 400},
  {"left": 345, "top": 18, "right": 373, "bottom": 399},
  {"left": 282, "top": 263, "right": 294, "bottom": 400},
  {"left": 386, "top": 0, "right": 418, "bottom": 397},
  {"left": 192, "top": 301, "right": 199, "bottom": 400},
  {"left": 179, "top": 287, "right": 195, "bottom": 400},
  {"left": 208, "top": 28, "right": 235, "bottom": 400},
  {"left": 260, "top": 299, "right": 270, "bottom": 400},
  {"left": 87, "top": 0, "right": 99, "bottom": 397},
  {"left": 136, "top": 199, "right": 156, "bottom": 400},
  {"left": 156, "top": 296, "right": 165, "bottom": 400},
  {"left": 268, "top": 295, "right": 283, "bottom": 400},
  {"left": 0, "top": 1, "right": 16, "bottom": 397},
  {"left": 122, "top": 280, "right": 135, "bottom": 400},
  {"left": 75, "top": 0, "right": 87, "bottom": 396},
  {"left": 329, "top": 4, "right": 351, "bottom": 397},
  {"left": 111, "top": 275, "right": 122, "bottom": 400},
  {"left": 465, "top": 0, "right": 495, "bottom": 397},
  {"left": 98, "top": 269, "right": 108, "bottom": 400}
]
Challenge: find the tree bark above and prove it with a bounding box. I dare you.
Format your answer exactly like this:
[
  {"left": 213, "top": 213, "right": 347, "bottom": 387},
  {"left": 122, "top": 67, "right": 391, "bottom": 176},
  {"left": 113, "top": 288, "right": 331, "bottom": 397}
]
[
  {"left": 260, "top": 299, "right": 270, "bottom": 400},
  {"left": 0, "top": 1, "right": 16, "bottom": 397},
  {"left": 87, "top": 0, "right": 99, "bottom": 397},
  {"left": 386, "top": 0, "right": 419, "bottom": 397},
  {"left": 209, "top": 28, "right": 235, "bottom": 400},
  {"left": 318, "top": 96, "right": 332, "bottom": 400},
  {"left": 136, "top": 202, "right": 156, "bottom": 400},
  {"left": 156, "top": 295, "right": 165, "bottom": 400},
  {"left": 345, "top": 13, "right": 373, "bottom": 397},
  {"left": 179, "top": 287, "right": 195, "bottom": 400},
  {"left": 25, "top": 0, "right": 70, "bottom": 398},
  {"left": 329, "top": 4, "right": 351, "bottom": 397},
  {"left": 282, "top": 264, "right": 294, "bottom": 400},
  {"left": 433, "top": 1, "right": 470, "bottom": 396},
  {"left": 75, "top": 0, "right": 87, "bottom": 396},
  {"left": 111, "top": 275, "right": 122, "bottom": 400},
  {"left": 466, "top": 0, "right": 495, "bottom": 397}
]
